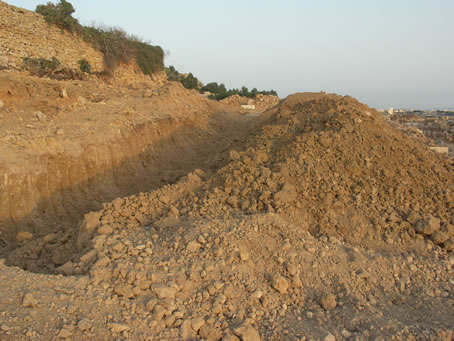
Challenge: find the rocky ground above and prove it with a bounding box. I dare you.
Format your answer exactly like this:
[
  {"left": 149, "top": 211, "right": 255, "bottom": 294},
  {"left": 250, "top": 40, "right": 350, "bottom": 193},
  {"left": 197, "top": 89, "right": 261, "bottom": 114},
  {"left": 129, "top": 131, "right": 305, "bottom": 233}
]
[{"left": 0, "top": 72, "right": 453, "bottom": 340}]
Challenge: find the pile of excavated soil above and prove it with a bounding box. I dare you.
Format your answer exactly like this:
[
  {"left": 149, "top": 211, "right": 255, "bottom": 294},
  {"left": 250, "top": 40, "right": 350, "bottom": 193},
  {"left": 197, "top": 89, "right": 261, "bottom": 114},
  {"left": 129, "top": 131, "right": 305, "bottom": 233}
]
[{"left": 2, "top": 92, "right": 452, "bottom": 340}]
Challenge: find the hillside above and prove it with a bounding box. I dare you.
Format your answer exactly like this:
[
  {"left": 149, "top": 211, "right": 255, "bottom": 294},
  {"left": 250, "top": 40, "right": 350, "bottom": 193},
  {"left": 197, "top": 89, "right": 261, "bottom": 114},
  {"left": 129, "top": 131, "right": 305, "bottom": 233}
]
[
  {"left": 0, "top": 1, "right": 166, "bottom": 85},
  {"left": 0, "top": 2, "right": 453, "bottom": 341}
]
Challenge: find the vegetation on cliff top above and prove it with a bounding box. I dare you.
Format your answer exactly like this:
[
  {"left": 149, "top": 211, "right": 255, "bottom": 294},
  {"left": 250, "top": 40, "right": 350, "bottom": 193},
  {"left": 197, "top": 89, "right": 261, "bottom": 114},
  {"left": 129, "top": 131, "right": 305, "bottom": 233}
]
[{"left": 35, "top": 0, "right": 164, "bottom": 75}]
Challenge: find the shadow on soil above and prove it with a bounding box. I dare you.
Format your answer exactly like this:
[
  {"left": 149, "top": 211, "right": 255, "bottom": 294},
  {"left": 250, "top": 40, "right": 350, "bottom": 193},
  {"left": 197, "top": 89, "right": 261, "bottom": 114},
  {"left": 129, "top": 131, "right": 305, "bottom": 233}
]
[{"left": 0, "top": 112, "right": 253, "bottom": 273}]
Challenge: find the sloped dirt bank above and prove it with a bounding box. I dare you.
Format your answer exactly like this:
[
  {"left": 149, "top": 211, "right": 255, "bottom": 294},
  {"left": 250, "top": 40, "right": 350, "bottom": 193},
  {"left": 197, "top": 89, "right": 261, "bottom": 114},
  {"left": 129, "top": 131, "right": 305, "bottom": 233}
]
[
  {"left": 0, "top": 73, "right": 255, "bottom": 269},
  {"left": 1, "top": 114, "right": 250, "bottom": 247}
]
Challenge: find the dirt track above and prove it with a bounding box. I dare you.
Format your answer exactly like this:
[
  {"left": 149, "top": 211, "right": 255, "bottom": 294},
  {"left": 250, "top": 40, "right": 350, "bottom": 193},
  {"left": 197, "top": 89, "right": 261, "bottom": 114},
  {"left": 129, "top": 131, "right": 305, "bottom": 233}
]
[{"left": 0, "top": 72, "right": 453, "bottom": 341}]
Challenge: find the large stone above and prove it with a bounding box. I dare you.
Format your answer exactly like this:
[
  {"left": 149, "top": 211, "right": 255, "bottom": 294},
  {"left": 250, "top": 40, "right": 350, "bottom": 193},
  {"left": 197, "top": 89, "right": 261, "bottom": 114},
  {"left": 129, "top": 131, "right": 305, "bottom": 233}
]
[
  {"left": 93, "top": 256, "right": 110, "bottom": 268},
  {"left": 415, "top": 216, "right": 441, "bottom": 236},
  {"left": 322, "top": 333, "right": 336, "bottom": 341},
  {"left": 444, "top": 239, "right": 454, "bottom": 252},
  {"left": 51, "top": 246, "right": 69, "bottom": 265},
  {"left": 152, "top": 305, "right": 167, "bottom": 321},
  {"left": 34, "top": 111, "right": 47, "bottom": 121},
  {"left": 199, "top": 325, "right": 222, "bottom": 341},
  {"left": 23, "top": 293, "right": 38, "bottom": 308},
  {"left": 152, "top": 284, "right": 176, "bottom": 299},
  {"left": 56, "top": 262, "right": 75, "bottom": 276},
  {"left": 143, "top": 89, "right": 154, "bottom": 98},
  {"left": 321, "top": 294, "right": 337, "bottom": 310},
  {"left": 431, "top": 230, "right": 451, "bottom": 245},
  {"left": 432, "top": 223, "right": 454, "bottom": 244},
  {"left": 80, "top": 249, "right": 97, "bottom": 264},
  {"left": 191, "top": 317, "right": 205, "bottom": 332},
  {"left": 97, "top": 225, "right": 113, "bottom": 235},
  {"left": 229, "top": 150, "right": 241, "bottom": 161},
  {"left": 109, "top": 323, "right": 130, "bottom": 333},
  {"left": 233, "top": 323, "right": 261, "bottom": 341},
  {"left": 271, "top": 275, "right": 289, "bottom": 294},
  {"left": 57, "top": 328, "right": 72, "bottom": 339},
  {"left": 114, "top": 285, "right": 134, "bottom": 298},
  {"left": 187, "top": 240, "right": 201, "bottom": 253},
  {"left": 77, "top": 319, "right": 92, "bottom": 331},
  {"left": 16, "top": 231, "right": 33, "bottom": 242},
  {"left": 180, "top": 320, "right": 196, "bottom": 340}
]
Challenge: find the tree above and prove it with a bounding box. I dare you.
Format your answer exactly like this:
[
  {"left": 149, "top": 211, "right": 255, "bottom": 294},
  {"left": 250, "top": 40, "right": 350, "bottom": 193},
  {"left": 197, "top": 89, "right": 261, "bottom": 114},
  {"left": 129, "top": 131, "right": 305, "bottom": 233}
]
[
  {"left": 250, "top": 88, "right": 258, "bottom": 98},
  {"left": 240, "top": 86, "right": 249, "bottom": 98},
  {"left": 200, "top": 82, "right": 220, "bottom": 94},
  {"left": 36, "top": 0, "right": 79, "bottom": 32},
  {"left": 165, "top": 65, "right": 181, "bottom": 81},
  {"left": 181, "top": 73, "right": 199, "bottom": 90}
]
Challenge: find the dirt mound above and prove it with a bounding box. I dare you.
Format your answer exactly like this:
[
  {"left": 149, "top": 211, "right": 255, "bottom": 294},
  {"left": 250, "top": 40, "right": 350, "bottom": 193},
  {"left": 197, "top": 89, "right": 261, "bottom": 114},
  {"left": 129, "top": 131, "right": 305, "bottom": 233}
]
[
  {"left": 4, "top": 92, "right": 453, "bottom": 340},
  {"left": 125, "top": 92, "right": 452, "bottom": 253}
]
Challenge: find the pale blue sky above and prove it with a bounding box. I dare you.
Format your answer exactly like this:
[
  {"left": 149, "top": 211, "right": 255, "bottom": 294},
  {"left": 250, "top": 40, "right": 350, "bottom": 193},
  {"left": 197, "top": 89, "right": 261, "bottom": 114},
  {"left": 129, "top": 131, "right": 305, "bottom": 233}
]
[{"left": 5, "top": 0, "right": 454, "bottom": 109}]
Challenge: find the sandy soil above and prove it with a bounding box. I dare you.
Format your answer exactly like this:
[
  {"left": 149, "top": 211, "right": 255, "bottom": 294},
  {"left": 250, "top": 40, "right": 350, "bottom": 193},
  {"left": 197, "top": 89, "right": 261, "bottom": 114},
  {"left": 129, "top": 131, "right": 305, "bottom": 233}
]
[{"left": 0, "top": 72, "right": 453, "bottom": 341}]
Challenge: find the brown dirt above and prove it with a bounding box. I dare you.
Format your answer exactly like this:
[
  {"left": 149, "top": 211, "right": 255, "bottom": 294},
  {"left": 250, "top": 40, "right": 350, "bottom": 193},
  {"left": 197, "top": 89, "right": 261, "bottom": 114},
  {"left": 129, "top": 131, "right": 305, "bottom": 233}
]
[
  {"left": 0, "top": 70, "right": 254, "bottom": 245},
  {"left": 0, "top": 72, "right": 453, "bottom": 341}
]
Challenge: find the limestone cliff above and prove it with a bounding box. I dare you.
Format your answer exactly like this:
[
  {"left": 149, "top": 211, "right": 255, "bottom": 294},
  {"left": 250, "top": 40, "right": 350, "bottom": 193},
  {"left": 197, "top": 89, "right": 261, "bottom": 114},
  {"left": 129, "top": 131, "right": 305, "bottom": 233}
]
[{"left": 0, "top": 1, "right": 166, "bottom": 85}]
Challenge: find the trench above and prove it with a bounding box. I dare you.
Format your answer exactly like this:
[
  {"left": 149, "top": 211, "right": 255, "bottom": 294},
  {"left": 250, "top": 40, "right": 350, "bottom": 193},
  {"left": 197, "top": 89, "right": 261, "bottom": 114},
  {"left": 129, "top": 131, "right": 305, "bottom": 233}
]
[{"left": 0, "top": 111, "right": 254, "bottom": 272}]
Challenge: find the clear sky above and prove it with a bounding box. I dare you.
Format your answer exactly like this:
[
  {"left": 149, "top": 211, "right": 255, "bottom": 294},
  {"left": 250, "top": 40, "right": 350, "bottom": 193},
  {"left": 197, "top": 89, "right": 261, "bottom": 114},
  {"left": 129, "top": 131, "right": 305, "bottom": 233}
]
[{"left": 5, "top": 0, "right": 454, "bottom": 109}]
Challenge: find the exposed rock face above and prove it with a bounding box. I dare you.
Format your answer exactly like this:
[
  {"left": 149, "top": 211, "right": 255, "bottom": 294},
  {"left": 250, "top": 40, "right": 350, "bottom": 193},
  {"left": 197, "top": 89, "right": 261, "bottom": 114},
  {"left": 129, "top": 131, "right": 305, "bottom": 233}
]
[
  {"left": 0, "top": 1, "right": 167, "bottom": 87},
  {"left": 0, "top": 1, "right": 104, "bottom": 72},
  {"left": 220, "top": 94, "right": 280, "bottom": 112}
]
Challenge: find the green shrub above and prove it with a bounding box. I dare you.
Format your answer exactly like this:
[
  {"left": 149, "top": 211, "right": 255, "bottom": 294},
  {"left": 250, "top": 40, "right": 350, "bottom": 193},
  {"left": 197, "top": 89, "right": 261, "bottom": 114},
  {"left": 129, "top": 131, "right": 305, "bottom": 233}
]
[
  {"left": 165, "top": 66, "right": 201, "bottom": 90},
  {"left": 181, "top": 73, "right": 199, "bottom": 90},
  {"left": 134, "top": 41, "right": 164, "bottom": 75},
  {"left": 36, "top": 0, "right": 79, "bottom": 32},
  {"left": 200, "top": 82, "right": 277, "bottom": 100},
  {"left": 81, "top": 26, "right": 164, "bottom": 75},
  {"left": 81, "top": 26, "right": 133, "bottom": 71},
  {"left": 78, "top": 59, "right": 91, "bottom": 73},
  {"left": 165, "top": 66, "right": 183, "bottom": 82},
  {"left": 167, "top": 66, "right": 278, "bottom": 99},
  {"left": 22, "top": 57, "right": 60, "bottom": 77}
]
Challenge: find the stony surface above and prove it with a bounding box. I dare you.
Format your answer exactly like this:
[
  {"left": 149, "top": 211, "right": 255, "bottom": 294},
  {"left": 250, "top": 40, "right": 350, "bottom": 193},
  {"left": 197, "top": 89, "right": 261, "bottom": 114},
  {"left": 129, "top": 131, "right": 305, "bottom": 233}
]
[{"left": 1, "top": 88, "right": 453, "bottom": 340}]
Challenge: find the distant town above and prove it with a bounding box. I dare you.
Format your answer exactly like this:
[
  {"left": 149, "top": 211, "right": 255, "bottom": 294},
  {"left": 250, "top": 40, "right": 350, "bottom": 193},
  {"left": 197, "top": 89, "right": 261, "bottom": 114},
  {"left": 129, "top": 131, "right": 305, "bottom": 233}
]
[{"left": 378, "top": 108, "right": 454, "bottom": 156}]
